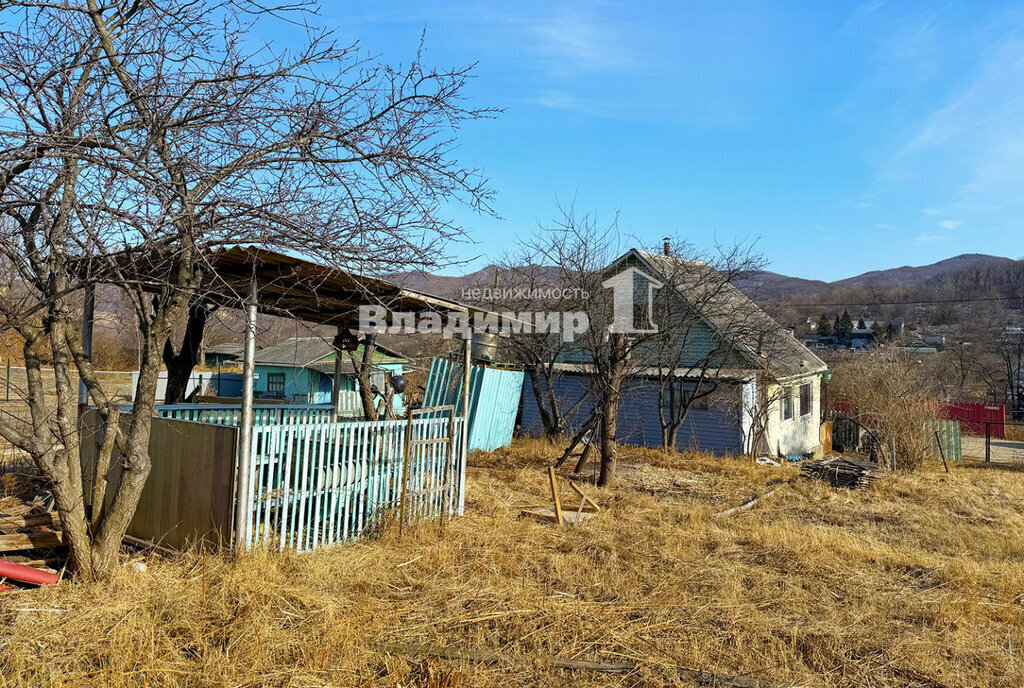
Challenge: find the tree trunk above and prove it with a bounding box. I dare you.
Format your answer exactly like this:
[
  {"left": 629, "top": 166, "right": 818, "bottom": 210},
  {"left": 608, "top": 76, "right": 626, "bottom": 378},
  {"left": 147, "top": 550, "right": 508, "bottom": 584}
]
[
  {"left": 87, "top": 336, "right": 164, "bottom": 578},
  {"left": 597, "top": 334, "right": 628, "bottom": 487},
  {"left": 527, "top": 367, "right": 561, "bottom": 440},
  {"left": 350, "top": 335, "right": 378, "bottom": 421},
  {"left": 162, "top": 302, "right": 211, "bottom": 404},
  {"left": 666, "top": 423, "right": 680, "bottom": 451},
  {"left": 598, "top": 390, "right": 619, "bottom": 486}
]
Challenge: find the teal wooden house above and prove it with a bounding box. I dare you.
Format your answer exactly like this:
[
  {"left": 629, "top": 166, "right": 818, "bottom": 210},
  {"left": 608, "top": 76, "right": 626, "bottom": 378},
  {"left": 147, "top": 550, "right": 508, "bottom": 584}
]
[
  {"left": 423, "top": 357, "right": 524, "bottom": 452},
  {"left": 253, "top": 337, "right": 406, "bottom": 413}
]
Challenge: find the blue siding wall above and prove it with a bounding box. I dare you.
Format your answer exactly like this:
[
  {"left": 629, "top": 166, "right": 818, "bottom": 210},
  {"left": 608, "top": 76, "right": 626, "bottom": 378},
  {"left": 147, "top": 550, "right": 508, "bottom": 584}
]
[
  {"left": 252, "top": 363, "right": 404, "bottom": 410},
  {"left": 254, "top": 365, "right": 322, "bottom": 402},
  {"left": 518, "top": 373, "right": 743, "bottom": 456}
]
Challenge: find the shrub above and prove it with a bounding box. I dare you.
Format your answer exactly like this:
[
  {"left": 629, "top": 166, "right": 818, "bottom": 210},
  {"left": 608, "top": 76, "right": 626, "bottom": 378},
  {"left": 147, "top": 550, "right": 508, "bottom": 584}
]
[{"left": 830, "top": 348, "right": 937, "bottom": 470}]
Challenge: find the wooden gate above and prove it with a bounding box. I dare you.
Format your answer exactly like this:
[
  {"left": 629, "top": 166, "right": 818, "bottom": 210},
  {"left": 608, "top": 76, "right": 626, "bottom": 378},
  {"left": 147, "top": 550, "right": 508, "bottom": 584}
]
[{"left": 819, "top": 421, "right": 833, "bottom": 454}]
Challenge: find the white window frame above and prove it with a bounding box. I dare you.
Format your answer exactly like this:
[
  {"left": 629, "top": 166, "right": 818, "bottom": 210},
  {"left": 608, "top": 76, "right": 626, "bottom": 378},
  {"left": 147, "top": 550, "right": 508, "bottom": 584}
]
[
  {"left": 799, "top": 382, "right": 812, "bottom": 418},
  {"left": 780, "top": 386, "right": 795, "bottom": 423}
]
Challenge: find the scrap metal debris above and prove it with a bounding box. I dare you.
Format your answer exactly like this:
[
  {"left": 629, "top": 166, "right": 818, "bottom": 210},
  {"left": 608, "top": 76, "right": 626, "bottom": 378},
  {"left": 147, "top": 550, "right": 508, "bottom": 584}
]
[{"left": 801, "top": 458, "right": 877, "bottom": 489}]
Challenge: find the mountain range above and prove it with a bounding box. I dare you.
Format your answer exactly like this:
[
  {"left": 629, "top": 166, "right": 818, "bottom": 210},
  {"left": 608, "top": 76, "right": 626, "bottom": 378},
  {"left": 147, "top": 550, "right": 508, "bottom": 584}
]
[{"left": 394, "top": 253, "right": 1017, "bottom": 302}]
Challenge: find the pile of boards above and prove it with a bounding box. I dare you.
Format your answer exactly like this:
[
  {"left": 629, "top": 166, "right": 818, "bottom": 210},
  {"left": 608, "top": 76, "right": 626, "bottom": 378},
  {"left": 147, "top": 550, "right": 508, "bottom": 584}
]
[
  {"left": 802, "top": 458, "right": 877, "bottom": 489},
  {"left": 0, "top": 475, "right": 64, "bottom": 579}
]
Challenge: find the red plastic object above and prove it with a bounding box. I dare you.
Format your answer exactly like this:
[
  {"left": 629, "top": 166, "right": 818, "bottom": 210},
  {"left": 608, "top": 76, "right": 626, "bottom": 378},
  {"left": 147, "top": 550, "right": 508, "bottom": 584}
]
[{"left": 0, "top": 559, "right": 59, "bottom": 586}]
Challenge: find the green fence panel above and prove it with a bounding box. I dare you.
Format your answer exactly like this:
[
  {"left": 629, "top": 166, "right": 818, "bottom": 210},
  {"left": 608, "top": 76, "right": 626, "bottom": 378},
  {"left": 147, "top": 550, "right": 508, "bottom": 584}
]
[{"left": 929, "top": 419, "right": 962, "bottom": 463}]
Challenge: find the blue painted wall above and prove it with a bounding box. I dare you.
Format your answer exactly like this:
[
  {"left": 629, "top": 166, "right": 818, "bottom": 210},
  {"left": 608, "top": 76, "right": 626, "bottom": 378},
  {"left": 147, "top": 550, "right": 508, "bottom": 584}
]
[
  {"left": 518, "top": 372, "right": 743, "bottom": 456},
  {"left": 253, "top": 365, "right": 324, "bottom": 402},
  {"left": 423, "top": 358, "right": 524, "bottom": 452},
  {"left": 253, "top": 362, "right": 405, "bottom": 408}
]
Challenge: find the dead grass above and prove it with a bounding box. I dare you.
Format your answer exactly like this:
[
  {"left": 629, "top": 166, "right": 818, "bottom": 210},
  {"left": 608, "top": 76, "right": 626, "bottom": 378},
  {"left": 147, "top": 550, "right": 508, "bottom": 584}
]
[{"left": 2, "top": 439, "right": 1024, "bottom": 687}]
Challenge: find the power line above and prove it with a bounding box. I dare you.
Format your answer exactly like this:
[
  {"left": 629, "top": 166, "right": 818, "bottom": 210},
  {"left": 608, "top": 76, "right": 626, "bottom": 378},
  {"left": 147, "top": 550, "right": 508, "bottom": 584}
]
[{"left": 780, "top": 294, "right": 1024, "bottom": 308}]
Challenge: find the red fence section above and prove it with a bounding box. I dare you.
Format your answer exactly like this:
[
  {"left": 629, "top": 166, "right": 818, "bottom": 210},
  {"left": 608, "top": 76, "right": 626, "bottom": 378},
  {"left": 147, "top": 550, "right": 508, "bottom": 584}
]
[{"left": 938, "top": 402, "right": 1005, "bottom": 438}]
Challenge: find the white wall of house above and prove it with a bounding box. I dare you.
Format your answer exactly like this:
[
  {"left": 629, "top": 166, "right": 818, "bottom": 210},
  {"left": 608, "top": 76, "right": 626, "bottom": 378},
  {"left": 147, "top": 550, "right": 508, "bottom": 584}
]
[{"left": 762, "top": 373, "right": 821, "bottom": 457}]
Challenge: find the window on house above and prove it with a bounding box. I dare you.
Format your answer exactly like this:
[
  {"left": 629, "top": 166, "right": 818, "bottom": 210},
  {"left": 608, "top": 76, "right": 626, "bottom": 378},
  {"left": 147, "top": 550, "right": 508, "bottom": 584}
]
[
  {"left": 370, "top": 371, "right": 386, "bottom": 392},
  {"left": 267, "top": 373, "right": 285, "bottom": 395},
  {"left": 799, "top": 383, "right": 812, "bottom": 417},
  {"left": 781, "top": 387, "right": 795, "bottom": 422}
]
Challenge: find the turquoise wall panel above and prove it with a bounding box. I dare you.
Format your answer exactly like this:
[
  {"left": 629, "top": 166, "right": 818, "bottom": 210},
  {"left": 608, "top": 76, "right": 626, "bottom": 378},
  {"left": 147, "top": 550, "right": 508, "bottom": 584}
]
[{"left": 423, "top": 358, "right": 524, "bottom": 452}]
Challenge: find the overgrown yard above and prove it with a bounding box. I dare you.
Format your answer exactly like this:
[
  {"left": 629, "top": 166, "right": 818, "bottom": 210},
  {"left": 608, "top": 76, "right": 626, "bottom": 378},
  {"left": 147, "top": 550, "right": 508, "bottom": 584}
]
[{"left": 2, "top": 439, "right": 1023, "bottom": 687}]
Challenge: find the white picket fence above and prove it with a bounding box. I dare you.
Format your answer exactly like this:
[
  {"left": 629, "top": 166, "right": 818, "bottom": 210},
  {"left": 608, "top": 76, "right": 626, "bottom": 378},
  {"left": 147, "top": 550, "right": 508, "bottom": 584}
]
[{"left": 244, "top": 415, "right": 466, "bottom": 550}]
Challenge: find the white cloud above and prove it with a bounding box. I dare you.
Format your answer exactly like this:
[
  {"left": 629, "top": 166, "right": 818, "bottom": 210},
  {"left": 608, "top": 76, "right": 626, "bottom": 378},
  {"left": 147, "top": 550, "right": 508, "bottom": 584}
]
[
  {"left": 897, "top": 33, "right": 1024, "bottom": 203},
  {"left": 938, "top": 219, "right": 963, "bottom": 230},
  {"left": 906, "top": 233, "right": 948, "bottom": 245},
  {"left": 530, "top": 7, "right": 637, "bottom": 76}
]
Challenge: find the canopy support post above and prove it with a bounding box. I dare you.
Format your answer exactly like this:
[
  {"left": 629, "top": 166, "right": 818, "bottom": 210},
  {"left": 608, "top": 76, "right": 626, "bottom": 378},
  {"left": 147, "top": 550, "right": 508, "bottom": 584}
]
[
  {"left": 234, "top": 280, "right": 257, "bottom": 550},
  {"left": 78, "top": 284, "right": 95, "bottom": 408},
  {"left": 459, "top": 335, "right": 472, "bottom": 515},
  {"left": 331, "top": 326, "right": 344, "bottom": 418}
]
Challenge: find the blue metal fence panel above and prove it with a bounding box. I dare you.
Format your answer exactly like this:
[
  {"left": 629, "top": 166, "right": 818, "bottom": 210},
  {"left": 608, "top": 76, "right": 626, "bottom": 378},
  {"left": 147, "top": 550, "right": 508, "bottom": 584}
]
[{"left": 422, "top": 358, "right": 524, "bottom": 452}]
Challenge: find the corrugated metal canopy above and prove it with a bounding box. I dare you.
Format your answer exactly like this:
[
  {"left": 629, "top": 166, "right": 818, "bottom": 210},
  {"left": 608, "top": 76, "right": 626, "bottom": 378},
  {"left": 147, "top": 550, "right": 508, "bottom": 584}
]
[{"left": 196, "top": 246, "right": 496, "bottom": 327}]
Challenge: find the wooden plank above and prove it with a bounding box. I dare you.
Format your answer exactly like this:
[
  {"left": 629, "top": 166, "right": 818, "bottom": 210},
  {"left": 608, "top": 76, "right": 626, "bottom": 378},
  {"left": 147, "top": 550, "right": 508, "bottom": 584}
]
[
  {"left": 398, "top": 410, "right": 415, "bottom": 535},
  {"left": 0, "top": 530, "right": 64, "bottom": 552},
  {"left": 547, "top": 466, "right": 563, "bottom": 525},
  {"left": 3, "top": 555, "right": 61, "bottom": 569},
  {"left": 0, "top": 512, "right": 57, "bottom": 530},
  {"left": 569, "top": 482, "right": 601, "bottom": 513},
  {"left": 520, "top": 506, "right": 595, "bottom": 524}
]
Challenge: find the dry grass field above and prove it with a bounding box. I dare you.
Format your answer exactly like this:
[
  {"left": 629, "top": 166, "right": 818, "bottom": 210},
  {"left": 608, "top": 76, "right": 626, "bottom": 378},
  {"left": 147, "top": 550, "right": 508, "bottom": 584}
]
[{"left": 1, "top": 439, "right": 1023, "bottom": 687}]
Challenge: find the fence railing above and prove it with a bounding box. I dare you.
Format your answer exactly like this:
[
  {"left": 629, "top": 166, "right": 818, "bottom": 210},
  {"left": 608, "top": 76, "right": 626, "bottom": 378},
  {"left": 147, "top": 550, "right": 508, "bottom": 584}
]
[
  {"left": 151, "top": 403, "right": 342, "bottom": 426},
  {"left": 243, "top": 415, "right": 466, "bottom": 550}
]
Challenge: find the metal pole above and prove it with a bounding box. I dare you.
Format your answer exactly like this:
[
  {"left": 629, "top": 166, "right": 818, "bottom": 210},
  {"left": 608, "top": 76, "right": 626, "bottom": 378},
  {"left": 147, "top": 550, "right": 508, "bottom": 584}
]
[
  {"left": 234, "top": 280, "right": 258, "bottom": 550},
  {"left": 78, "top": 284, "right": 95, "bottom": 406},
  {"left": 985, "top": 421, "right": 991, "bottom": 463},
  {"left": 331, "top": 327, "right": 344, "bottom": 417},
  {"left": 462, "top": 336, "right": 472, "bottom": 419}
]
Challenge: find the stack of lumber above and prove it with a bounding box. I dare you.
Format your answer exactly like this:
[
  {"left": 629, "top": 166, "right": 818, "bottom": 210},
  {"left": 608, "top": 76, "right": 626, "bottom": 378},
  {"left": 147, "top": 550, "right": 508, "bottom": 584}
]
[
  {"left": 0, "top": 493, "right": 64, "bottom": 574},
  {"left": 801, "top": 458, "right": 877, "bottom": 489}
]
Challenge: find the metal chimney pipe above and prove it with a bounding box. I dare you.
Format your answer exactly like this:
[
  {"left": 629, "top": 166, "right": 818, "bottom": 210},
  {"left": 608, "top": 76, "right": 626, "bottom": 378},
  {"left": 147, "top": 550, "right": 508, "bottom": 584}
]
[{"left": 663, "top": 237, "right": 671, "bottom": 256}]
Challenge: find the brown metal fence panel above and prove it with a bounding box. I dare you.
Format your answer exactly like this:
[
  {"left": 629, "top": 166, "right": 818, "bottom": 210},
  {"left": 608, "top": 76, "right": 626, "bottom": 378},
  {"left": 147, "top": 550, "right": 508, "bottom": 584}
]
[{"left": 80, "top": 411, "right": 237, "bottom": 549}]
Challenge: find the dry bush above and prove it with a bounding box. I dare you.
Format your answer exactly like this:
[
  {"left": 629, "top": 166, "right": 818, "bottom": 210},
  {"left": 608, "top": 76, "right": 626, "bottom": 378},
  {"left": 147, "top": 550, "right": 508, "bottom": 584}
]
[
  {"left": 1004, "top": 423, "right": 1024, "bottom": 443},
  {"left": 90, "top": 329, "right": 140, "bottom": 371},
  {"left": 1, "top": 440, "right": 1023, "bottom": 686},
  {"left": 830, "top": 348, "right": 937, "bottom": 470}
]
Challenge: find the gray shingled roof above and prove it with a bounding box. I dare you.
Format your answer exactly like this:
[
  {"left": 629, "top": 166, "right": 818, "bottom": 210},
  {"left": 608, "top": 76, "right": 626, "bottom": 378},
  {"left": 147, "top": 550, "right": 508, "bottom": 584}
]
[
  {"left": 253, "top": 337, "right": 407, "bottom": 369},
  {"left": 628, "top": 250, "right": 828, "bottom": 381},
  {"left": 253, "top": 337, "right": 335, "bottom": 367}
]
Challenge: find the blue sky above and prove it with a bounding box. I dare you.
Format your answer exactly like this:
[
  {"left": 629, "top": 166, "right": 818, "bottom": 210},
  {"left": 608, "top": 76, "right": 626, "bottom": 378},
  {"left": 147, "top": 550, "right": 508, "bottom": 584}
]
[{"left": 298, "top": 1, "right": 1023, "bottom": 280}]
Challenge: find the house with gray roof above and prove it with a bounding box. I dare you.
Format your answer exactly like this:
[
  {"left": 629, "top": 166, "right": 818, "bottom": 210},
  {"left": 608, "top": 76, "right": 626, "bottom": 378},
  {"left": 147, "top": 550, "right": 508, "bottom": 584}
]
[
  {"left": 519, "top": 248, "right": 829, "bottom": 457},
  {"left": 253, "top": 337, "right": 407, "bottom": 408}
]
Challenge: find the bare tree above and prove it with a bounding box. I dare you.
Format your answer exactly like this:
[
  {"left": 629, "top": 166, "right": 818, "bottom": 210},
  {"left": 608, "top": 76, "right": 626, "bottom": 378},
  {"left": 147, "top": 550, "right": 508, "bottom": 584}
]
[
  {"left": 646, "top": 238, "right": 768, "bottom": 451},
  {"left": 830, "top": 348, "right": 936, "bottom": 470},
  {"left": 0, "top": 0, "right": 492, "bottom": 578},
  {"left": 520, "top": 204, "right": 644, "bottom": 486},
  {"left": 162, "top": 302, "right": 216, "bottom": 403},
  {"left": 467, "top": 259, "right": 579, "bottom": 439}
]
